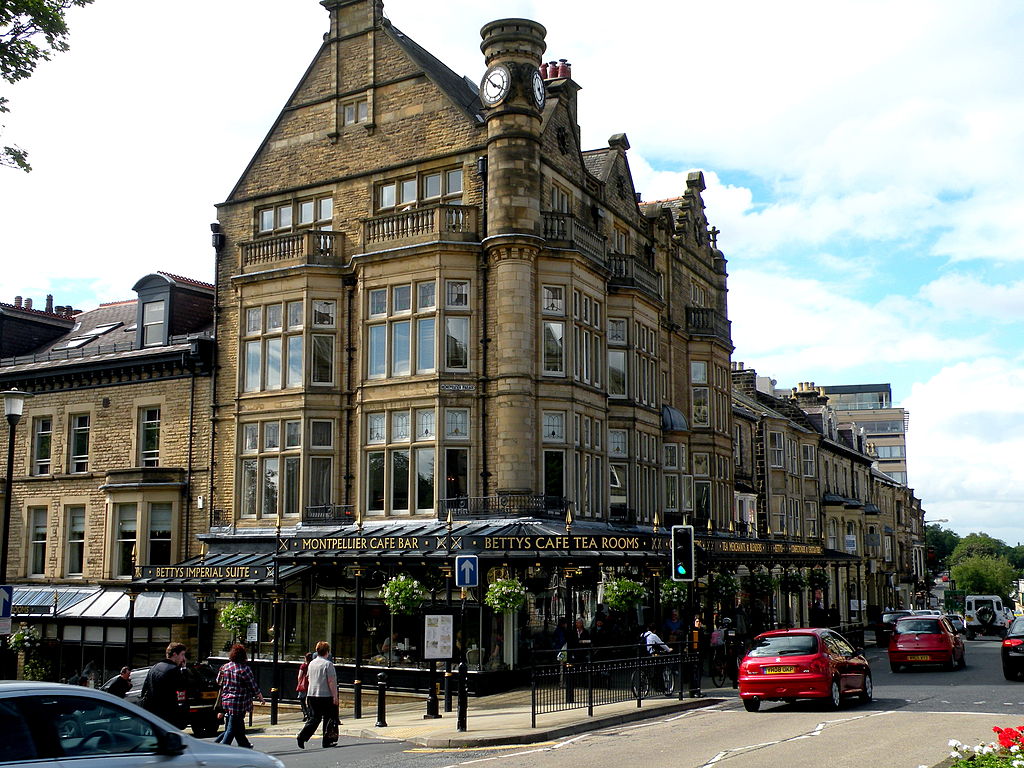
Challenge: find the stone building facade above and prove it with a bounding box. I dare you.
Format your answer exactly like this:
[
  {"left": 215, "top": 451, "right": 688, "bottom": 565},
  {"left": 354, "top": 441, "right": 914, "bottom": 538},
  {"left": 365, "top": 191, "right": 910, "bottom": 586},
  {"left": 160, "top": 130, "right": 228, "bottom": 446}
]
[{"left": 0, "top": 274, "right": 214, "bottom": 682}]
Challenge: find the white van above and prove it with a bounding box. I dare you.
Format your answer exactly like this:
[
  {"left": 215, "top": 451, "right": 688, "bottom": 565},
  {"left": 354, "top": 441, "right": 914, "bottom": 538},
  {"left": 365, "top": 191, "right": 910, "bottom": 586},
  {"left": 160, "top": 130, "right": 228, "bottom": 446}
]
[{"left": 964, "top": 595, "right": 1013, "bottom": 639}]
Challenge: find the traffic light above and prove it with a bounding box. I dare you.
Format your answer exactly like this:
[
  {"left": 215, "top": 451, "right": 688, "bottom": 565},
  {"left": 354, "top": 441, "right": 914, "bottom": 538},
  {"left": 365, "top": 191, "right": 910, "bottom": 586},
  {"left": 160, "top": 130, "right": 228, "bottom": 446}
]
[{"left": 671, "top": 525, "right": 694, "bottom": 582}]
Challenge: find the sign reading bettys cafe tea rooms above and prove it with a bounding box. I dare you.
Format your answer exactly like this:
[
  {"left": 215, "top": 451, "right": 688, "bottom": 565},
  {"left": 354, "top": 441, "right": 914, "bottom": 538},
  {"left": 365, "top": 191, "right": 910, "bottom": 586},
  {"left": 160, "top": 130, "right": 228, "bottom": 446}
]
[{"left": 288, "top": 532, "right": 671, "bottom": 555}]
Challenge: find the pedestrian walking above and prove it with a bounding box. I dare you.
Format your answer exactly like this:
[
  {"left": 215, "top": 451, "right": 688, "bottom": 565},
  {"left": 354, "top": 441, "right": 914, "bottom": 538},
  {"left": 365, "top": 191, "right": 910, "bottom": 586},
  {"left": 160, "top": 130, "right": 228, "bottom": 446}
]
[
  {"left": 296, "top": 652, "right": 313, "bottom": 721},
  {"left": 214, "top": 644, "right": 264, "bottom": 748},
  {"left": 141, "top": 642, "right": 188, "bottom": 728},
  {"left": 296, "top": 641, "right": 339, "bottom": 749}
]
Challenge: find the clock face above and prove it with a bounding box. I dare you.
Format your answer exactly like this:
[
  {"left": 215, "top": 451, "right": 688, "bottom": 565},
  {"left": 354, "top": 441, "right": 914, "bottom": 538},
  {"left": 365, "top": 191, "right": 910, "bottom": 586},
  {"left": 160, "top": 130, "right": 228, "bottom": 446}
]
[
  {"left": 480, "top": 64, "right": 511, "bottom": 107},
  {"left": 532, "top": 70, "right": 546, "bottom": 109}
]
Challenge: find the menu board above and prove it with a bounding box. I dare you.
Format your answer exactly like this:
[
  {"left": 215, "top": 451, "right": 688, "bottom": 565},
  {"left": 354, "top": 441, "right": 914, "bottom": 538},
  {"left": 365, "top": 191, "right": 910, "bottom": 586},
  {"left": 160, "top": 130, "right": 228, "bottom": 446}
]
[{"left": 423, "top": 614, "right": 454, "bottom": 660}]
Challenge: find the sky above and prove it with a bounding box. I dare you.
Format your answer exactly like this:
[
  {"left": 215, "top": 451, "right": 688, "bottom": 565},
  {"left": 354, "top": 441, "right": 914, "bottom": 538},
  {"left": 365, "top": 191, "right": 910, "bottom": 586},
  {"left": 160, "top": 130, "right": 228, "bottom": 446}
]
[{"left": 2, "top": 0, "right": 1023, "bottom": 546}]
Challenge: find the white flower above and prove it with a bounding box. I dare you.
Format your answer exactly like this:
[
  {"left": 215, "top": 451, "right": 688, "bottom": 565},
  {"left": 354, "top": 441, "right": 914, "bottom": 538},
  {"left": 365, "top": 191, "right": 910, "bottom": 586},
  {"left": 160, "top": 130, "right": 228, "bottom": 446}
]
[{"left": 949, "top": 739, "right": 962, "bottom": 747}]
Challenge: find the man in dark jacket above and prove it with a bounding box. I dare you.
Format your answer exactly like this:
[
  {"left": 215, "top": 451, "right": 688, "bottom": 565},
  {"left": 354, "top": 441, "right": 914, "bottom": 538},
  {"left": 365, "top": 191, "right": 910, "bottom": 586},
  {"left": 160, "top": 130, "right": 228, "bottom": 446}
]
[
  {"left": 100, "top": 666, "right": 132, "bottom": 697},
  {"left": 141, "top": 643, "right": 188, "bottom": 728}
]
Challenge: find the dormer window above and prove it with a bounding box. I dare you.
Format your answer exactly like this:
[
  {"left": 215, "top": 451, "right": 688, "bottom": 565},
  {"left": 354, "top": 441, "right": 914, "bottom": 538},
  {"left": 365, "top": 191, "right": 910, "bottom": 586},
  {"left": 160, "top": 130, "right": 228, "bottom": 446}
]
[{"left": 142, "top": 300, "right": 165, "bottom": 347}]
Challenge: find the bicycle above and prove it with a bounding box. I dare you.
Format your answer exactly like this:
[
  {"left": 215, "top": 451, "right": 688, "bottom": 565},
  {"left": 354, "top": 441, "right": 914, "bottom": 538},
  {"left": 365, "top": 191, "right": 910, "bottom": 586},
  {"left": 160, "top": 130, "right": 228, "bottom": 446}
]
[{"left": 630, "top": 654, "right": 676, "bottom": 698}]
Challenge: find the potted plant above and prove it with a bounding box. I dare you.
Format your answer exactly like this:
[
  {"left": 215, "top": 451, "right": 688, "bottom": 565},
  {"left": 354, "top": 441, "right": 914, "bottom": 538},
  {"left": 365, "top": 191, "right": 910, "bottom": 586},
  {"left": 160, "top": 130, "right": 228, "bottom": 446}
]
[
  {"left": 219, "top": 602, "right": 258, "bottom": 643},
  {"left": 484, "top": 578, "right": 528, "bottom": 613},
  {"left": 603, "top": 577, "right": 646, "bottom": 611},
  {"left": 779, "top": 569, "right": 807, "bottom": 594},
  {"left": 380, "top": 574, "right": 427, "bottom": 615}
]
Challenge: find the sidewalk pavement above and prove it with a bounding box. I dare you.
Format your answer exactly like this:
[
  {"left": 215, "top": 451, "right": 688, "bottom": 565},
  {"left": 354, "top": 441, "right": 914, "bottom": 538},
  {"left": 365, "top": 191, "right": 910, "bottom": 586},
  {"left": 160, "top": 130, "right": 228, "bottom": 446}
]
[{"left": 250, "top": 685, "right": 733, "bottom": 748}]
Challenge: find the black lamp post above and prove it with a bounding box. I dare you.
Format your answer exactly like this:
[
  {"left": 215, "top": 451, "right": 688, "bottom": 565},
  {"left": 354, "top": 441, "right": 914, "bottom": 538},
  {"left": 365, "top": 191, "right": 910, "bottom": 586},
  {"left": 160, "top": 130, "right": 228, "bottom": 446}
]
[{"left": 1, "top": 389, "right": 33, "bottom": 582}]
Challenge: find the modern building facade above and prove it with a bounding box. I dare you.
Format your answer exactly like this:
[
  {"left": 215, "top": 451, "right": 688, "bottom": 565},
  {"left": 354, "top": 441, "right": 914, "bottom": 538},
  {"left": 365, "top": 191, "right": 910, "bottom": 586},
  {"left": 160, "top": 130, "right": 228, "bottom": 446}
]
[{"left": 821, "top": 383, "right": 910, "bottom": 485}]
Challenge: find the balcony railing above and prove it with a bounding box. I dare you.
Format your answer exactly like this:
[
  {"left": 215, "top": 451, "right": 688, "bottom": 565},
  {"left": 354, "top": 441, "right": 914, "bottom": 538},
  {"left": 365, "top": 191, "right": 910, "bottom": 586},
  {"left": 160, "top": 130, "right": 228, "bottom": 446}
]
[
  {"left": 362, "top": 204, "right": 478, "bottom": 248},
  {"left": 239, "top": 230, "right": 344, "bottom": 273},
  {"left": 437, "top": 495, "right": 570, "bottom": 521},
  {"left": 542, "top": 212, "right": 607, "bottom": 267},
  {"left": 685, "top": 307, "right": 732, "bottom": 345},
  {"left": 303, "top": 504, "right": 356, "bottom": 526},
  {"left": 608, "top": 254, "right": 662, "bottom": 299}
]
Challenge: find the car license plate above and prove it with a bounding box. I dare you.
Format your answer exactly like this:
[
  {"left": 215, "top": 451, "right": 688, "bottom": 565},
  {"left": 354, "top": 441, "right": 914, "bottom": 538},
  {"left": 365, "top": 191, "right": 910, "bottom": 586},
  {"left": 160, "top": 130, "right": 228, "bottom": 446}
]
[
  {"left": 907, "top": 654, "right": 930, "bottom": 661},
  {"left": 763, "top": 665, "right": 796, "bottom": 674},
  {"left": 201, "top": 690, "right": 218, "bottom": 699}
]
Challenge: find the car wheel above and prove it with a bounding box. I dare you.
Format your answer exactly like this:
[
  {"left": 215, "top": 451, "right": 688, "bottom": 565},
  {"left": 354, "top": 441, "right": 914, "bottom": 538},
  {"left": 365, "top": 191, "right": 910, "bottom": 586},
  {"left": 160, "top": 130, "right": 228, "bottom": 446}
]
[
  {"left": 859, "top": 672, "right": 873, "bottom": 703},
  {"left": 826, "top": 679, "right": 842, "bottom": 710},
  {"left": 958, "top": 651, "right": 966, "bottom": 669},
  {"left": 1003, "top": 665, "right": 1018, "bottom": 681},
  {"left": 743, "top": 697, "right": 761, "bottom": 712},
  {"left": 889, "top": 661, "right": 901, "bottom": 673},
  {"left": 944, "top": 652, "right": 956, "bottom": 672},
  {"left": 191, "top": 714, "right": 220, "bottom": 739},
  {"left": 967, "top": 631, "right": 975, "bottom": 641}
]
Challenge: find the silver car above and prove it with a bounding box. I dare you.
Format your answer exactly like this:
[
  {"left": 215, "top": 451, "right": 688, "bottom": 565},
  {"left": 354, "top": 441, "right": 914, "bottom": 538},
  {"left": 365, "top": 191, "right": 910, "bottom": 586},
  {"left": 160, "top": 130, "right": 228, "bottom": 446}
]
[{"left": 0, "top": 681, "right": 284, "bottom": 768}]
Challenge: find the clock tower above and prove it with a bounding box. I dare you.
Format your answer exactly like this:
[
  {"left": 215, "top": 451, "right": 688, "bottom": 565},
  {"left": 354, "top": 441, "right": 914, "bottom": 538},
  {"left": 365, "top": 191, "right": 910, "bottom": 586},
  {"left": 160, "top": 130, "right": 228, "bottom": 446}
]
[{"left": 479, "top": 18, "right": 547, "bottom": 496}]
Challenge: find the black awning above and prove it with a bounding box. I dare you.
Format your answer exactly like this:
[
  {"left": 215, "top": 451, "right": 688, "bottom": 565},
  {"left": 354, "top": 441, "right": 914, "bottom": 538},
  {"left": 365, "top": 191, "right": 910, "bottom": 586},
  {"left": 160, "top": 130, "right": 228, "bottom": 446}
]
[
  {"left": 132, "top": 551, "right": 311, "bottom": 590},
  {"left": 277, "top": 517, "right": 670, "bottom": 563}
]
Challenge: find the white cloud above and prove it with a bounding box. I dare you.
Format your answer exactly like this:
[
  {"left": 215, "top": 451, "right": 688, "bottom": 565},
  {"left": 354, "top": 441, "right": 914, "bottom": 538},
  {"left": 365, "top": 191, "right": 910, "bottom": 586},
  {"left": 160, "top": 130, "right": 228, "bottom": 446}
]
[{"left": 905, "top": 358, "right": 1024, "bottom": 543}]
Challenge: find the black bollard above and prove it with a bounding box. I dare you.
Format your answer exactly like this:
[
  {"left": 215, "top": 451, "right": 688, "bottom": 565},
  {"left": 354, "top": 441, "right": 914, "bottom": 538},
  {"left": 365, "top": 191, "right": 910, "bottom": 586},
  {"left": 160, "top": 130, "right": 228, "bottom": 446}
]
[
  {"left": 456, "top": 662, "right": 468, "bottom": 732},
  {"left": 375, "top": 672, "right": 388, "bottom": 727},
  {"left": 270, "top": 687, "right": 278, "bottom": 725},
  {"left": 353, "top": 678, "right": 362, "bottom": 719},
  {"left": 444, "top": 667, "right": 453, "bottom": 713},
  {"left": 424, "top": 661, "right": 441, "bottom": 719}
]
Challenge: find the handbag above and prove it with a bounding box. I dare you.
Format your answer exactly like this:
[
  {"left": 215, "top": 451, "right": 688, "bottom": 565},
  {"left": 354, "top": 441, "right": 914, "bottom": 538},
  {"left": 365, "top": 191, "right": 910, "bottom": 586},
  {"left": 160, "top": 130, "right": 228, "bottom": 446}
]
[
  {"left": 212, "top": 687, "right": 224, "bottom": 717},
  {"left": 324, "top": 704, "right": 339, "bottom": 746}
]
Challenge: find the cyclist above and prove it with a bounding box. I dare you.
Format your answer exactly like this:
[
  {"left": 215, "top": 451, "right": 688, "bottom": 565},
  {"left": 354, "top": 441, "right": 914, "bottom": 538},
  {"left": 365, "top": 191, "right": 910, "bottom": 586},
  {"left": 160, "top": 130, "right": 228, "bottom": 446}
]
[{"left": 641, "top": 623, "right": 675, "bottom": 695}]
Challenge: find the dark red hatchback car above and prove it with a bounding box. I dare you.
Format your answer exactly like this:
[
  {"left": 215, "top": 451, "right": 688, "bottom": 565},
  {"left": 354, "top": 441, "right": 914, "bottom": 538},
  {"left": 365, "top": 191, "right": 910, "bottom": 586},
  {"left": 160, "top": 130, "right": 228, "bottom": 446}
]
[
  {"left": 888, "top": 615, "right": 965, "bottom": 672},
  {"left": 738, "top": 628, "right": 872, "bottom": 712}
]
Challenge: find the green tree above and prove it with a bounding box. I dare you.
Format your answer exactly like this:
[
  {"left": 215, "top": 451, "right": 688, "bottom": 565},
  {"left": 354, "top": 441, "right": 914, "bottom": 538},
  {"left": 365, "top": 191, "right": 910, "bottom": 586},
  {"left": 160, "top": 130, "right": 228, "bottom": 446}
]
[
  {"left": 950, "top": 555, "right": 1019, "bottom": 597},
  {"left": 1, "top": 0, "right": 94, "bottom": 171},
  {"left": 926, "top": 524, "right": 960, "bottom": 572},
  {"left": 949, "top": 532, "right": 1011, "bottom": 566}
]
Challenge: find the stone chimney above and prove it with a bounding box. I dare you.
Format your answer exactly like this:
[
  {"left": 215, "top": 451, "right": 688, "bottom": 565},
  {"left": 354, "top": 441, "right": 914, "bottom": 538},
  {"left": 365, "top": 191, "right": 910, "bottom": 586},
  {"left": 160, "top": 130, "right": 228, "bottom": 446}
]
[
  {"left": 24, "top": 297, "right": 32, "bottom": 310},
  {"left": 791, "top": 381, "right": 829, "bottom": 407},
  {"left": 45, "top": 294, "right": 54, "bottom": 313},
  {"left": 731, "top": 361, "right": 757, "bottom": 396}
]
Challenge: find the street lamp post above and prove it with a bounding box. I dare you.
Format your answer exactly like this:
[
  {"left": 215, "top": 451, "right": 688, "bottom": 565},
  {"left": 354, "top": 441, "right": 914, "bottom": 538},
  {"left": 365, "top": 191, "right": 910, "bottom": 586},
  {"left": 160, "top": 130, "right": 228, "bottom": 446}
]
[{"left": 2, "top": 389, "right": 33, "bottom": 582}]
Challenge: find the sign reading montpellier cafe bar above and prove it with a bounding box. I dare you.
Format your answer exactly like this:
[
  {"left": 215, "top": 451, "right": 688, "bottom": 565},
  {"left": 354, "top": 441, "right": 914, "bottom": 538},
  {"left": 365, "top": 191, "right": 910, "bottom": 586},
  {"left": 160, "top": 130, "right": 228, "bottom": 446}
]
[{"left": 288, "top": 531, "right": 671, "bottom": 554}]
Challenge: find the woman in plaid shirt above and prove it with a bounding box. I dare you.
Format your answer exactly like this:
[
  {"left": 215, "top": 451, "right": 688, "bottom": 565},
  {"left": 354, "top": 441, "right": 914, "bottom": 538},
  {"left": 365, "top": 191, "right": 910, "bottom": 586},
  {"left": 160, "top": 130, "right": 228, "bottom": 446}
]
[{"left": 215, "top": 644, "right": 265, "bottom": 748}]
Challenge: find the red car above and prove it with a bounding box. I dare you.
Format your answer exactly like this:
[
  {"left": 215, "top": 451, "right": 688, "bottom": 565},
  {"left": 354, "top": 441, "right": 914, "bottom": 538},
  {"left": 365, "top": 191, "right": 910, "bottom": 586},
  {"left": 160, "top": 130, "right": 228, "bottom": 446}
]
[
  {"left": 738, "top": 628, "right": 872, "bottom": 712},
  {"left": 888, "top": 615, "right": 965, "bottom": 672}
]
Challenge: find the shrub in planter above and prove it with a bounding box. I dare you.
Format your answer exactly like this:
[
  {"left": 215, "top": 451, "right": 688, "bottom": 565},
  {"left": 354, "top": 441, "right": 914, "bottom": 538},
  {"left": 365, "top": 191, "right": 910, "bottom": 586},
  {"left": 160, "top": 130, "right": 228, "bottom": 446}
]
[
  {"left": 484, "top": 578, "right": 528, "bottom": 613},
  {"left": 742, "top": 569, "right": 776, "bottom": 597},
  {"left": 380, "top": 574, "right": 427, "bottom": 615},
  {"left": 603, "top": 577, "right": 646, "bottom": 611},
  {"left": 779, "top": 569, "right": 807, "bottom": 594}
]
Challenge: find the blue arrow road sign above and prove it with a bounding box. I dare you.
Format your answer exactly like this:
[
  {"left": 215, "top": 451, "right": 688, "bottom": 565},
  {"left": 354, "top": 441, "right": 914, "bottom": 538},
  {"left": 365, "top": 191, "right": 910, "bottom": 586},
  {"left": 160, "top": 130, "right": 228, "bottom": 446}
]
[
  {"left": 0, "top": 585, "right": 11, "bottom": 619},
  {"left": 454, "top": 555, "right": 479, "bottom": 588}
]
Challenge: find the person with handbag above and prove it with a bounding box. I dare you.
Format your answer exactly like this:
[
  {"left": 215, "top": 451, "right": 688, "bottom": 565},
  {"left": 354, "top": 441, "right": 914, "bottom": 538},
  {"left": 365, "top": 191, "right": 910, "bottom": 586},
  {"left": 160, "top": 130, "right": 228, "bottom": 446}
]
[
  {"left": 296, "top": 641, "right": 339, "bottom": 749},
  {"left": 296, "top": 652, "right": 313, "bottom": 721},
  {"left": 214, "top": 644, "right": 264, "bottom": 748}
]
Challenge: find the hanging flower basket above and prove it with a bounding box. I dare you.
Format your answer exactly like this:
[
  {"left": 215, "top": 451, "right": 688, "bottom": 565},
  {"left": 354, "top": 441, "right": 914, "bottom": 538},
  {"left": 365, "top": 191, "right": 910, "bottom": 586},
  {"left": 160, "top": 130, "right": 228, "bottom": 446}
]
[
  {"left": 807, "top": 568, "right": 829, "bottom": 591},
  {"left": 7, "top": 625, "right": 41, "bottom": 654},
  {"left": 660, "top": 579, "right": 688, "bottom": 607},
  {"left": 708, "top": 572, "right": 739, "bottom": 603},
  {"left": 484, "top": 578, "right": 528, "bottom": 613},
  {"left": 218, "top": 602, "right": 258, "bottom": 641},
  {"left": 603, "top": 577, "right": 646, "bottom": 611},
  {"left": 779, "top": 569, "right": 807, "bottom": 594},
  {"left": 380, "top": 574, "right": 427, "bottom": 615},
  {"left": 742, "top": 569, "right": 776, "bottom": 597}
]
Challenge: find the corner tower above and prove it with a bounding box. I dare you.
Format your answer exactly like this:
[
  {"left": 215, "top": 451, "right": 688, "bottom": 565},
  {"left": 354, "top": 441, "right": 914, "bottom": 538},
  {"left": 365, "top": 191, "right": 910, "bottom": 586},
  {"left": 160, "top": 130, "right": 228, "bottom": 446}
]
[{"left": 479, "top": 19, "right": 547, "bottom": 495}]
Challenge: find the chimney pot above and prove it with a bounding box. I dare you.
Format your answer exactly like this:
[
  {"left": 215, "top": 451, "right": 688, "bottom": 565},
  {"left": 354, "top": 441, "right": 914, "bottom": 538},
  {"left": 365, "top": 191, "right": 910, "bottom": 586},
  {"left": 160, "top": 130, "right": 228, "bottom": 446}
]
[
  {"left": 14, "top": 296, "right": 22, "bottom": 308},
  {"left": 25, "top": 298, "right": 33, "bottom": 310},
  {"left": 557, "top": 58, "right": 569, "bottom": 78},
  {"left": 46, "top": 294, "right": 54, "bottom": 313},
  {"left": 539, "top": 62, "right": 549, "bottom": 78}
]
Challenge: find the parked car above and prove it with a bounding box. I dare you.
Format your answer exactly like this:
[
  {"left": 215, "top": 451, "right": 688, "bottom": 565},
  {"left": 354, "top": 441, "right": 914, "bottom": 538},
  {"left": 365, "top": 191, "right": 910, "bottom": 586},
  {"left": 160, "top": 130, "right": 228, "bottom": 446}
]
[
  {"left": 0, "top": 681, "right": 283, "bottom": 768},
  {"left": 124, "top": 662, "right": 220, "bottom": 738},
  {"left": 912, "top": 609, "right": 942, "bottom": 616},
  {"left": 1001, "top": 617, "right": 1024, "bottom": 680},
  {"left": 945, "top": 613, "right": 967, "bottom": 636},
  {"left": 738, "top": 627, "right": 872, "bottom": 712},
  {"left": 888, "top": 615, "right": 965, "bottom": 672},
  {"left": 964, "top": 595, "right": 1013, "bottom": 639},
  {"left": 875, "top": 609, "right": 913, "bottom": 647}
]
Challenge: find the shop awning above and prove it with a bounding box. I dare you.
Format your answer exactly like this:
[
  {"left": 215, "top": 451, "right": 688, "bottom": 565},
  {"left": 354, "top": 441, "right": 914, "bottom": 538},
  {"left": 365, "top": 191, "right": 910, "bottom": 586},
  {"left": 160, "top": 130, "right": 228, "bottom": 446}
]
[
  {"left": 11, "top": 586, "right": 100, "bottom": 617},
  {"left": 58, "top": 588, "right": 199, "bottom": 620},
  {"left": 132, "top": 551, "right": 312, "bottom": 591},
  {"left": 276, "top": 517, "right": 671, "bottom": 564}
]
